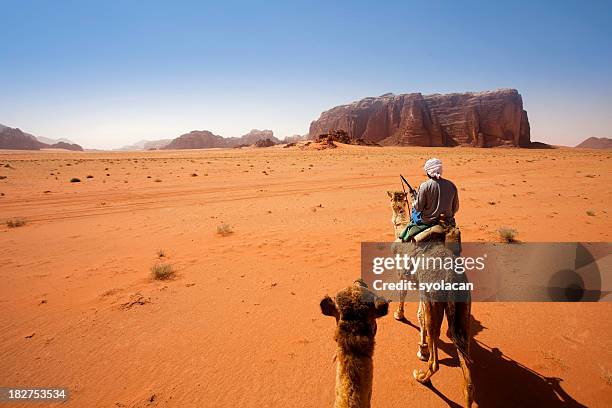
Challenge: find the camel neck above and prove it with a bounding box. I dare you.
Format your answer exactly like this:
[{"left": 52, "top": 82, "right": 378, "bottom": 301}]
[{"left": 335, "top": 348, "right": 374, "bottom": 408}]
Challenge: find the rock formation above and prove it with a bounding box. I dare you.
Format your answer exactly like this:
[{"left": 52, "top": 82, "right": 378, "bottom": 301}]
[
  {"left": 575, "top": 137, "right": 612, "bottom": 149},
  {"left": 233, "top": 129, "right": 280, "bottom": 145},
  {"left": 36, "top": 135, "right": 76, "bottom": 145},
  {"left": 283, "top": 134, "right": 308, "bottom": 144},
  {"left": 315, "top": 129, "right": 379, "bottom": 146},
  {"left": 118, "top": 139, "right": 172, "bottom": 150},
  {"left": 163, "top": 129, "right": 280, "bottom": 149},
  {"left": 163, "top": 130, "right": 226, "bottom": 149},
  {"left": 309, "top": 89, "right": 531, "bottom": 147},
  {"left": 254, "top": 138, "right": 277, "bottom": 148},
  {"left": 47, "top": 141, "right": 84, "bottom": 151},
  {"left": 0, "top": 124, "right": 83, "bottom": 151}
]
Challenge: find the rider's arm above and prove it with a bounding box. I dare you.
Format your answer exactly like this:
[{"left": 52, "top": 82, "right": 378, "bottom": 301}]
[{"left": 414, "top": 183, "right": 428, "bottom": 213}]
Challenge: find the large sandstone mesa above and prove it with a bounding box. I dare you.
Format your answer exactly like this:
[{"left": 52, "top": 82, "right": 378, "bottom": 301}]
[
  {"left": 309, "top": 89, "right": 531, "bottom": 147},
  {"left": 0, "top": 124, "right": 83, "bottom": 151},
  {"left": 163, "top": 130, "right": 226, "bottom": 149},
  {"left": 163, "top": 129, "right": 280, "bottom": 149}
]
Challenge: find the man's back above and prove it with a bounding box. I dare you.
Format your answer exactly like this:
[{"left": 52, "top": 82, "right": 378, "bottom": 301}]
[{"left": 415, "top": 178, "right": 459, "bottom": 224}]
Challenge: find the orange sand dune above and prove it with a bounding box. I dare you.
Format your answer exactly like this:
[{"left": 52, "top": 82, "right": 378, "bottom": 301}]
[{"left": 0, "top": 146, "right": 610, "bottom": 407}]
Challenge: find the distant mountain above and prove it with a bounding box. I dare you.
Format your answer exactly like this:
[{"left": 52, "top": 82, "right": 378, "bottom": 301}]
[
  {"left": 232, "top": 129, "right": 280, "bottom": 145},
  {"left": 283, "top": 134, "right": 308, "bottom": 143},
  {"left": 118, "top": 139, "right": 172, "bottom": 150},
  {"left": 36, "top": 136, "right": 76, "bottom": 145},
  {"left": 0, "top": 124, "right": 83, "bottom": 151},
  {"left": 163, "top": 130, "right": 226, "bottom": 149},
  {"left": 575, "top": 137, "right": 612, "bottom": 149},
  {"left": 48, "top": 141, "right": 84, "bottom": 151},
  {"left": 163, "top": 129, "right": 279, "bottom": 150}
]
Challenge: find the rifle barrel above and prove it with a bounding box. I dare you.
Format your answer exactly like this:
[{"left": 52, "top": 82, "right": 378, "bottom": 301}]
[{"left": 400, "top": 175, "right": 415, "bottom": 194}]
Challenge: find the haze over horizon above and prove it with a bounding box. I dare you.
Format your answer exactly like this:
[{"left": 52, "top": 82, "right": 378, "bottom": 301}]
[{"left": 1, "top": 0, "right": 611, "bottom": 150}]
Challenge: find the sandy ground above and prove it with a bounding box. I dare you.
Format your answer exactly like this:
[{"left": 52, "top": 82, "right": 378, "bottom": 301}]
[{"left": 0, "top": 145, "right": 610, "bottom": 407}]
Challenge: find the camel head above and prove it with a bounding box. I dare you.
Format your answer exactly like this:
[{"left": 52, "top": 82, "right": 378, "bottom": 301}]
[
  {"left": 387, "top": 190, "right": 408, "bottom": 218},
  {"left": 320, "top": 280, "right": 388, "bottom": 355},
  {"left": 387, "top": 191, "right": 409, "bottom": 239}
]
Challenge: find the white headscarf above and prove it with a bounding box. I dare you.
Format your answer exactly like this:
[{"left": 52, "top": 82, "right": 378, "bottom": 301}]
[{"left": 424, "top": 158, "right": 443, "bottom": 179}]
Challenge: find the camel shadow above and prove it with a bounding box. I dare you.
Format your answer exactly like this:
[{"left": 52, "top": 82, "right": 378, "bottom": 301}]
[{"left": 400, "top": 315, "right": 586, "bottom": 407}]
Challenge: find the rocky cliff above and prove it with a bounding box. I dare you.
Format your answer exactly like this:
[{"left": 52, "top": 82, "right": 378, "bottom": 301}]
[
  {"left": 308, "top": 89, "right": 531, "bottom": 147},
  {"left": 0, "top": 125, "right": 83, "bottom": 151}
]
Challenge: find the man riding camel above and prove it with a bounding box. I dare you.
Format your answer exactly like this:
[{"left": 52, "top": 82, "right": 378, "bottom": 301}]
[{"left": 399, "top": 158, "right": 459, "bottom": 242}]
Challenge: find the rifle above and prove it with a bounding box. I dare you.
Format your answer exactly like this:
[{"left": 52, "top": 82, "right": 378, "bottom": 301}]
[{"left": 400, "top": 175, "right": 417, "bottom": 200}]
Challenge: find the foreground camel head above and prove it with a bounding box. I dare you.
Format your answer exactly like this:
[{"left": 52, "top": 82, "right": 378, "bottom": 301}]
[{"left": 320, "top": 280, "right": 388, "bottom": 408}]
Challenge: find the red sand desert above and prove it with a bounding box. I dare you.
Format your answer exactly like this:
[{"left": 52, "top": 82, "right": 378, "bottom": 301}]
[{"left": 0, "top": 145, "right": 611, "bottom": 407}]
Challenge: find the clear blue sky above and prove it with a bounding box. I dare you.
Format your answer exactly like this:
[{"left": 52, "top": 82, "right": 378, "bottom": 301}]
[{"left": 1, "top": 0, "right": 610, "bottom": 149}]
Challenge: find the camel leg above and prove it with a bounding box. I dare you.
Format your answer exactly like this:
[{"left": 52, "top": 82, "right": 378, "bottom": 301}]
[
  {"left": 413, "top": 330, "right": 438, "bottom": 383},
  {"left": 417, "top": 301, "right": 429, "bottom": 361},
  {"left": 457, "top": 351, "right": 474, "bottom": 408},
  {"left": 394, "top": 269, "right": 407, "bottom": 320},
  {"left": 394, "top": 288, "right": 407, "bottom": 320}
]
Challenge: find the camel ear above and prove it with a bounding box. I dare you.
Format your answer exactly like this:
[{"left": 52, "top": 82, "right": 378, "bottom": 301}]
[
  {"left": 374, "top": 298, "right": 389, "bottom": 318},
  {"left": 387, "top": 190, "right": 393, "bottom": 198},
  {"left": 320, "top": 295, "right": 338, "bottom": 318}
]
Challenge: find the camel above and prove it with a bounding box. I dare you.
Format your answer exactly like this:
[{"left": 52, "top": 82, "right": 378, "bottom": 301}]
[
  {"left": 386, "top": 190, "right": 474, "bottom": 408},
  {"left": 386, "top": 190, "right": 411, "bottom": 321},
  {"left": 320, "top": 280, "right": 389, "bottom": 408}
]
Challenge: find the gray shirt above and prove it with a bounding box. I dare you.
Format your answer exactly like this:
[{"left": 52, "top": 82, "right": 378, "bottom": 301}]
[{"left": 414, "top": 178, "right": 459, "bottom": 224}]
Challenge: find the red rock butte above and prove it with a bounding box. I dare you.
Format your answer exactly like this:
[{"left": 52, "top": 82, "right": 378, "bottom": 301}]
[{"left": 309, "top": 88, "right": 531, "bottom": 147}]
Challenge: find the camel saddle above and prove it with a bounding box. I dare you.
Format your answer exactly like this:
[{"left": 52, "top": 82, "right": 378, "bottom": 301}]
[{"left": 413, "top": 214, "right": 462, "bottom": 254}]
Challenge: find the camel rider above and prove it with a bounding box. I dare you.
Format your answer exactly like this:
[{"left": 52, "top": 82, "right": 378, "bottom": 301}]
[{"left": 399, "top": 158, "right": 459, "bottom": 242}]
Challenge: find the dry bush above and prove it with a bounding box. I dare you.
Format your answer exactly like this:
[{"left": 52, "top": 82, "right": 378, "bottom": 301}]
[
  {"left": 150, "top": 263, "right": 175, "bottom": 280},
  {"left": 216, "top": 223, "right": 233, "bottom": 236},
  {"left": 6, "top": 218, "right": 26, "bottom": 228},
  {"left": 70, "top": 178, "right": 81, "bottom": 183},
  {"left": 586, "top": 210, "right": 595, "bottom": 216},
  {"left": 157, "top": 249, "right": 166, "bottom": 258},
  {"left": 498, "top": 227, "right": 518, "bottom": 243}
]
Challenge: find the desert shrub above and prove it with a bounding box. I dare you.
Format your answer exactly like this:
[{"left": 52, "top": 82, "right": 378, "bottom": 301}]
[
  {"left": 150, "top": 263, "right": 175, "bottom": 280},
  {"left": 86, "top": 175, "right": 93, "bottom": 178},
  {"left": 216, "top": 223, "right": 233, "bottom": 236},
  {"left": 157, "top": 249, "right": 166, "bottom": 258},
  {"left": 586, "top": 210, "right": 595, "bottom": 216},
  {"left": 70, "top": 178, "right": 81, "bottom": 183},
  {"left": 498, "top": 227, "right": 518, "bottom": 243},
  {"left": 6, "top": 218, "right": 26, "bottom": 228}
]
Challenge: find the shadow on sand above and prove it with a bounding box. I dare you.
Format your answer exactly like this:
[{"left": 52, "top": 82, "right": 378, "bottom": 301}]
[{"left": 399, "top": 315, "right": 586, "bottom": 407}]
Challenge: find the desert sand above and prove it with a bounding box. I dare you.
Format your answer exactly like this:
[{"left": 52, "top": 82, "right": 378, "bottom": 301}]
[{"left": 0, "top": 145, "right": 610, "bottom": 407}]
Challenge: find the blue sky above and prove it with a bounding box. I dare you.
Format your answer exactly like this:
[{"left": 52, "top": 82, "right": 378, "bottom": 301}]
[{"left": 1, "top": 0, "right": 610, "bottom": 149}]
